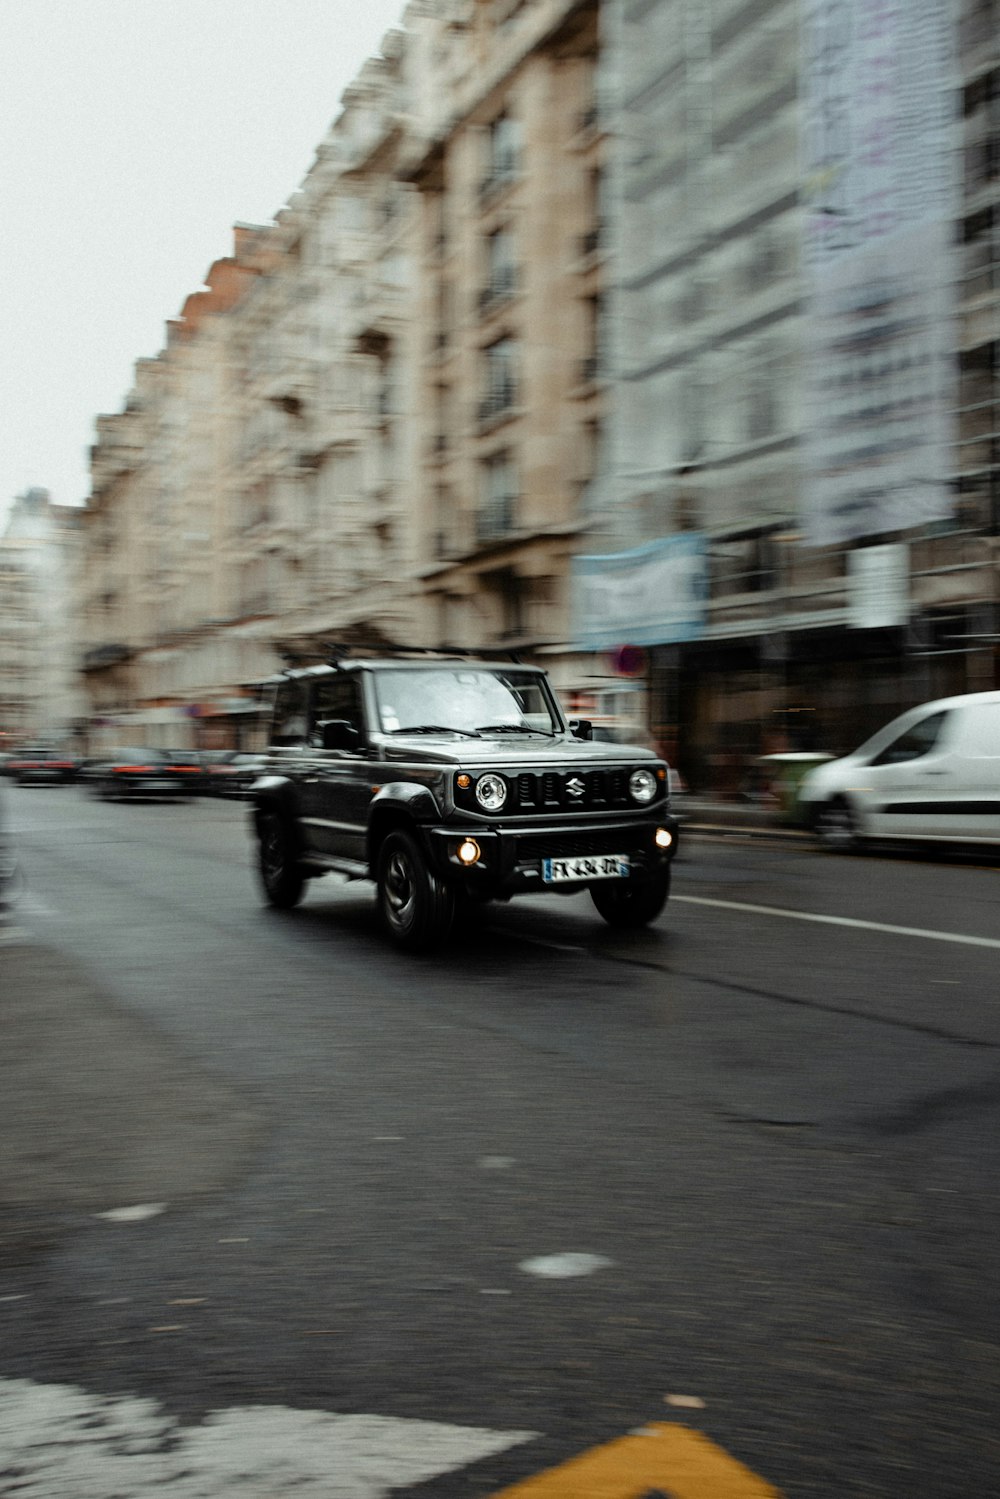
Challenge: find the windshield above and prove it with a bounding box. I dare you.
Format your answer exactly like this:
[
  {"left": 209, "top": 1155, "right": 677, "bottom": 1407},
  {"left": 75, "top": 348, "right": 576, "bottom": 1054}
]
[{"left": 373, "top": 667, "right": 561, "bottom": 737}]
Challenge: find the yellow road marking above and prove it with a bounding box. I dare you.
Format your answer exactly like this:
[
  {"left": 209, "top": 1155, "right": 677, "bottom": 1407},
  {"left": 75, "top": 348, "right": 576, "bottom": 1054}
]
[{"left": 490, "top": 1422, "right": 782, "bottom": 1497}]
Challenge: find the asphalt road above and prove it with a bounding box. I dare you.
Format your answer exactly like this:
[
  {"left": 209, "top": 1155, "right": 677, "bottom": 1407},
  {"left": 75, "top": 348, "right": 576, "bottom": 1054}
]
[{"left": 2, "top": 784, "right": 999, "bottom": 1497}]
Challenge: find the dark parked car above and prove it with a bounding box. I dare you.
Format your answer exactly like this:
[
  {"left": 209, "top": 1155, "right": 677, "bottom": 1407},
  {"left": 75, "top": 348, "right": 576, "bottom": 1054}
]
[
  {"left": 7, "top": 747, "right": 77, "bottom": 785},
  {"left": 250, "top": 650, "right": 679, "bottom": 950},
  {"left": 88, "top": 747, "right": 202, "bottom": 800},
  {"left": 205, "top": 751, "right": 268, "bottom": 798}
]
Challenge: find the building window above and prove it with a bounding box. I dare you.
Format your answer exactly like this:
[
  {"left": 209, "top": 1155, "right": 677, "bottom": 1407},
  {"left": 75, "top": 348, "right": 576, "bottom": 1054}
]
[
  {"left": 711, "top": 529, "right": 779, "bottom": 597},
  {"left": 479, "top": 337, "right": 518, "bottom": 421},
  {"left": 482, "top": 112, "right": 521, "bottom": 194},
  {"left": 745, "top": 343, "right": 780, "bottom": 443},
  {"left": 963, "top": 207, "right": 999, "bottom": 297},
  {"left": 482, "top": 227, "right": 517, "bottom": 308},
  {"left": 479, "top": 449, "right": 519, "bottom": 540}
]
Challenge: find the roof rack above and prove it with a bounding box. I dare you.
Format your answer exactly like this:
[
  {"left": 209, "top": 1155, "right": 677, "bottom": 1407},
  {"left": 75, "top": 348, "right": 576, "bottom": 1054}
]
[{"left": 321, "top": 641, "right": 523, "bottom": 666}]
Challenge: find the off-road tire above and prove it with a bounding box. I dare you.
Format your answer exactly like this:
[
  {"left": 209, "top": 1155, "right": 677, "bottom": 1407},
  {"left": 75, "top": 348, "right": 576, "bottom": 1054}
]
[
  {"left": 591, "top": 865, "right": 670, "bottom": 929},
  {"left": 376, "top": 828, "right": 454, "bottom": 951},
  {"left": 258, "top": 812, "right": 305, "bottom": 909}
]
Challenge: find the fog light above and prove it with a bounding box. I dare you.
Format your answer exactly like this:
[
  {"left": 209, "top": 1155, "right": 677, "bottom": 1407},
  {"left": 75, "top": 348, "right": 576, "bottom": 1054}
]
[
  {"left": 655, "top": 827, "right": 673, "bottom": 849},
  {"left": 457, "top": 838, "right": 481, "bottom": 865}
]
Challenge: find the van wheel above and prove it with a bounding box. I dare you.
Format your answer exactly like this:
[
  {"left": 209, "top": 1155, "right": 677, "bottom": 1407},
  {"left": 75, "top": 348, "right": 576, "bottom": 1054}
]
[
  {"left": 377, "top": 829, "right": 454, "bottom": 950},
  {"left": 258, "top": 813, "right": 304, "bottom": 908},
  {"left": 591, "top": 866, "right": 670, "bottom": 929},
  {"left": 815, "top": 797, "right": 860, "bottom": 853}
]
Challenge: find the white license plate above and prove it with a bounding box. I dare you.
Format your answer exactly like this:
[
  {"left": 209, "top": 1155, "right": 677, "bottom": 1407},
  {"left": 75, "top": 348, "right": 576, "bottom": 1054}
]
[
  {"left": 542, "top": 854, "right": 630, "bottom": 883},
  {"left": 143, "top": 780, "right": 175, "bottom": 791}
]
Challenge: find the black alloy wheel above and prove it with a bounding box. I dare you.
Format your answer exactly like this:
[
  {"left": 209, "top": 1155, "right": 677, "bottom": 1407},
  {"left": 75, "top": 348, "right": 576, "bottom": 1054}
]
[
  {"left": 258, "top": 812, "right": 305, "bottom": 909},
  {"left": 376, "top": 828, "right": 454, "bottom": 951},
  {"left": 590, "top": 865, "right": 670, "bottom": 929}
]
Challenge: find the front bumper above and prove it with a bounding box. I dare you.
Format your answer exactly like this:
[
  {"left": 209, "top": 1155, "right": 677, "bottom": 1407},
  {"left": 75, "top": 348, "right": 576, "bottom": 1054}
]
[{"left": 425, "top": 813, "right": 678, "bottom": 896}]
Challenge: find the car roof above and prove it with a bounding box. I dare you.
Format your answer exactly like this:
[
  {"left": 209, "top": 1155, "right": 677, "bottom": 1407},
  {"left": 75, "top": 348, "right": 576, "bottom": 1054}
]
[
  {"left": 904, "top": 690, "right": 1000, "bottom": 715},
  {"left": 267, "top": 658, "right": 546, "bottom": 681}
]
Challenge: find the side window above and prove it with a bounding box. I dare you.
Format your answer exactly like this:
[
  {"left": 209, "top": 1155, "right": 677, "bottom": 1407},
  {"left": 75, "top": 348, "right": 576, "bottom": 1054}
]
[
  {"left": 871, "top": 711, "right": 948, "bottom": 767},
  {"left": 272, "top": 679, "right": 309, "bottom": 746},
  {"left": 310, "top": 676, "right": 365, "bottom": 749}
]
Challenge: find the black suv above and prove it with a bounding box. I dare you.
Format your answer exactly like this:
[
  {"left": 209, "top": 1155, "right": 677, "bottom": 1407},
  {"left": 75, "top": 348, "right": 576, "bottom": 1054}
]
[{"left": 251, "top": 652, "right": 678, "bottom": 949}]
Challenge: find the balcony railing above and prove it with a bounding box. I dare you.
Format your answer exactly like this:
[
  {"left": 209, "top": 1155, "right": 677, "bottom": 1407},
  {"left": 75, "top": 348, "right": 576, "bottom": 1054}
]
[
  {"left": 477, "top": 383, "right": 518, "bottom": 423},
  {"left": 580, "top": 224, "right": 604, "bottom": 257},
  {"left": 478, "top": 164, "right": 519, "bottom": 203},
  {"left": 476, "top": 495, "right": 517, "bottom": 542},
  {"left": 478, "top": 268, "right": 518, "bottom": 312}
]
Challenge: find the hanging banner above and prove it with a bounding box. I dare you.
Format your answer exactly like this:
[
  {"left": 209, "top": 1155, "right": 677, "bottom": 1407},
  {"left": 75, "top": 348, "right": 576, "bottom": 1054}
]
[
  {"left": 847, "top": 542, "right": 910, "bottom": 627},
  {"left": 572, "top": 534, "right": 708, "bottom": 651},
  {"left": 800, "top": 0, "right": 959, "bottom": 547}
]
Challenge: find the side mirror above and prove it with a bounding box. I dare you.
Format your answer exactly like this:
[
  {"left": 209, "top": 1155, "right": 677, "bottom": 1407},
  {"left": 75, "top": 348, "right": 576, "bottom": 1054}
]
[
  {"left": 569, "top": 718, "right": 593, "bottom": 741},
  {"left": 319, "top": 719, "right": 361, "bottom": 752}
]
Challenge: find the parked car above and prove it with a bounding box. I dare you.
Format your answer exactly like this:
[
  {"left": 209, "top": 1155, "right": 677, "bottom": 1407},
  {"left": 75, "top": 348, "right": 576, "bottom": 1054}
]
[
  {"left": 799, "top": 690, "right": 1000, "bottom": 851},
  {"left": 88, "top": 747, "right": 202, "bottom": 800},
  {"left": 250, "top": 650, "right": 679, "bottom": 950},
  {"left": 6, "top": 747, "right": 77, "bottom": 785},
  {"left": 205, "top": 750, "right": 268, "bottom": 798}
]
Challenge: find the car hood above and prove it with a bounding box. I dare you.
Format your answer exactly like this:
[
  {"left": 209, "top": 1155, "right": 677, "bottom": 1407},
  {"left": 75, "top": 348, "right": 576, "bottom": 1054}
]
[
  {"left": 377, "top": 733, "right": 658, "bottom": 767},
  {"left": 799, "top": 753, "right": 863, "bottom": 798}
]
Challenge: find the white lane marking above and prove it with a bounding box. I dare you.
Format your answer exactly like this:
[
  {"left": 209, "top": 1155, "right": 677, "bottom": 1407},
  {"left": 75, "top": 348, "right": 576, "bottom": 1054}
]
[
  {"left": 95, "top": 1202, "right": 167, "bottom": 1223},
  {"left": 13, "top": 893, "right": 59, "bottom": 917},
  {"left": 0, "top": 1377, "right": 537, "bottom": 1498},
  {"left": 519, "top": 1252, "right": 614, "bottom": 1278},
  {"left": 675, "top": 893, "right": 1000, "bottom": 951},
  {"left": 479, "top": 1155, "right": 516, "bottom": 1170}
]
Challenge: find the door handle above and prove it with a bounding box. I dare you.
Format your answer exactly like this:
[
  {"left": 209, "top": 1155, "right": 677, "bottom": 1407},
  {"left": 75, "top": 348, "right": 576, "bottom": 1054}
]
[{"left": 917, "top": 769, "right": 948, "bottom": 776}]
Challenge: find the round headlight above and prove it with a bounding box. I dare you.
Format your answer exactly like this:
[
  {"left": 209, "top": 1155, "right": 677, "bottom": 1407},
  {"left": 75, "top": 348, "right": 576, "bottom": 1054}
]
[
  {"left": 629, "top": 767, "right": 658, "bottom": 803},
  {"left": 475, "top": 773, "right": 508, "bottom": 811}
]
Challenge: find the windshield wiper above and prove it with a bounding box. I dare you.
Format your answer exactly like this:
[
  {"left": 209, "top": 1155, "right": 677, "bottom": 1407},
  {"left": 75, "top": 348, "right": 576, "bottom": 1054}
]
[
  {"left": 474, "top": 723, "right": 554, "bottom": 736},
  {"left": 388, "top": 724, "right": 482, "bottom": 738}
]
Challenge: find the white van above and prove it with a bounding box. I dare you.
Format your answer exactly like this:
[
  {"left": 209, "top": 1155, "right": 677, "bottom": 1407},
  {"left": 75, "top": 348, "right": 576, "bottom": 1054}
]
[{"left": 799, "top": 690, "right": 1000, "bottom": 851}]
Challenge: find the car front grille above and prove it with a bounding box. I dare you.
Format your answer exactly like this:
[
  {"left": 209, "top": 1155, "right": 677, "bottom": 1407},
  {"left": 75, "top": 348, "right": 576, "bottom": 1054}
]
[{"left": 513, "top": 768, "right": 631, "bottom": 813}]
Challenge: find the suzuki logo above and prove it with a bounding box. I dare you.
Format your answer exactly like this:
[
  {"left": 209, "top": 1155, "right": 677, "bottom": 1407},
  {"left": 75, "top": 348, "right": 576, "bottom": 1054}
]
[{"left": 565, "top": 776, "right": 586, "bottom": 800}]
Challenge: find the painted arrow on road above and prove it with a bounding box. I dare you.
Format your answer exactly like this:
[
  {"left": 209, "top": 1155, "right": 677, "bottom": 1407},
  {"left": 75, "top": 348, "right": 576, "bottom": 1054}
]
[{"left": 490, "top": 1422, "right": 782, "bottom": 1498}]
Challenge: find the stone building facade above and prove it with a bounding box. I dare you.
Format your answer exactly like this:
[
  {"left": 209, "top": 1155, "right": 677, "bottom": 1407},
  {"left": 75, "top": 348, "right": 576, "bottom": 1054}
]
[
  {"left": 0, "top": 489, "right": 85, "bottom": 745},
  {"left": 80, "top": 34, "right": 418, "bottom": 749},
  {"left": 75, "top": 0, "right": 1000, "bottom": 780},
  {"left": 588, "top": 0, "right": 1000, "bottom": 791}
]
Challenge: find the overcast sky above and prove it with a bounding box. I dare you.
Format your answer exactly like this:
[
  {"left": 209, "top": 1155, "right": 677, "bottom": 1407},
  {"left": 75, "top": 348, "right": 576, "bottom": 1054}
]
[{"left": 0, "top": 0, "right": 406, "bottom": 527}]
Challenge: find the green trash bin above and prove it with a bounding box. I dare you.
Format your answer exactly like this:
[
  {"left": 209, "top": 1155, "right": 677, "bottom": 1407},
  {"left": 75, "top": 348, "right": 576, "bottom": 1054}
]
[{"left": 757, "top": 753, "right": 835, "bottom": 824}]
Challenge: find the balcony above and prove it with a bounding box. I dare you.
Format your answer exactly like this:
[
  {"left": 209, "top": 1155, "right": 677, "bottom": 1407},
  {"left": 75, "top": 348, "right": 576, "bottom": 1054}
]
[
  {"left": 478, "top": 268, "right": 518, "bottom": 314},
  {"left": 478, "top": 166, "right": 519, "bottom": 205},
  {"left": 578, "top": 354, "right": 600, "bottom": 385},
  {"left": 579, "top": 224, "right": 604, "bottom": 258},
  {"left": 81, "top": 643, "right": 132, "bottom": 674}
]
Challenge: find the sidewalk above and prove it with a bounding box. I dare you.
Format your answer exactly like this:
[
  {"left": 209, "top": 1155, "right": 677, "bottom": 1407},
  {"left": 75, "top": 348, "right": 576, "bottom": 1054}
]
[{"left": 676, "top": 795, "right": 812, "bottom": 840}]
